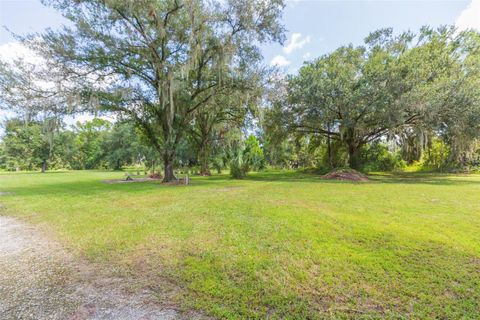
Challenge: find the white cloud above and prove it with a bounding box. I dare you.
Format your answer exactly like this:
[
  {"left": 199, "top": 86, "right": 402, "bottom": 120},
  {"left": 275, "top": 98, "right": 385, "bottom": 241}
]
[
  {"left": 0, "top": 42, "right": 62, "bottom": 94},
  {"left": 283, "top": 33, "right": 311, "bottom": 55},
  {"left": 0, "top": 41, "right": 116, "bottom": 125},
  {"left": 456, "top": 0, "right": 480, "bottom": 31},
  {"left": 270, "top": 55, "right": 291, "bottom": 67},
  {"left": 302, "top": 52, "right": 311, "bottom": 60},
  {"left": 0, "top": 41, "right": 41, "bottom": 65}
]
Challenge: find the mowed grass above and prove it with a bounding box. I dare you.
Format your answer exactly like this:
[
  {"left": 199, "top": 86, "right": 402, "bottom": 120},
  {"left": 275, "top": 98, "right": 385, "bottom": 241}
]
[{"left": 0, "top": 170, "right": 479, "bottom": 318}]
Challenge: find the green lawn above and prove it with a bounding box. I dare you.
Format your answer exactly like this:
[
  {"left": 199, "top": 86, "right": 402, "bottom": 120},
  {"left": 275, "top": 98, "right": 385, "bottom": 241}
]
[{"left": 0, "top": 170, "right": 479, "bottom": 318}]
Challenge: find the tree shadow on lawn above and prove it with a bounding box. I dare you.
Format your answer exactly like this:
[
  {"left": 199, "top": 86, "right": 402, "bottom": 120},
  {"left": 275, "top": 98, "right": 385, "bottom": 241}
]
[
  {"left": 367, "top": 172, "right": 480, "bottom": 186},
  {"left": 2, "top": 170, "right": 480, "bottom": 199},
  {"left": 0, "top": 174, "right": 240, "bottom": 198},
  {"left": 0, "top": 170, "right": 71, "bottom": 176},
  {"left": 245, "top": 170, "right": 480, "bottom": 186}
]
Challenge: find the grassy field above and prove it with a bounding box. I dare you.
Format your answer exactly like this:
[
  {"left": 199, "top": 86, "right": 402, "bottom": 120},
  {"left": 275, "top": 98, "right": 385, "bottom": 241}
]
[{"left": 0, "top": 170, "right": 479, "bottom": 319}]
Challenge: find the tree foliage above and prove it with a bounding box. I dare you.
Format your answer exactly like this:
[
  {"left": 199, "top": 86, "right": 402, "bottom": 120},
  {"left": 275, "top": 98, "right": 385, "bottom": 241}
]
[
  {"left": 19, "top": 0, "right": 284, "bottom": 181},
  {"left": 266, "top": 27, "right": 480, "bottom": 170},
  {"left": 2, "top": 14, "right": 480, "bottom": 175}
]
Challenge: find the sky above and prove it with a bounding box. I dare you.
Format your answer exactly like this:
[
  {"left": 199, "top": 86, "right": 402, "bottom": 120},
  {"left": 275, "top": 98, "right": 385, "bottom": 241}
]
[
  {"left": 0, "top": 0, "right": 479, "bottom": 125},
  {"left": 266, "top": 0, "right": 479, "bottom": 72}
]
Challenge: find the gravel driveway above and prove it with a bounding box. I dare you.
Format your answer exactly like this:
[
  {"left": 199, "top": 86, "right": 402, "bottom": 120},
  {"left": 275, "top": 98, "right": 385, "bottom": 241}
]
[{"left": 0, "top": 216, "right": 202, "bottom": 320}]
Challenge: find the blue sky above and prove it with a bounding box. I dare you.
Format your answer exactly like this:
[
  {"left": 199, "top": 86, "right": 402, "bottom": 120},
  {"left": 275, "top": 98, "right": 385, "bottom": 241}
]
[
  {"left": 0, "top": 0, "right": 479, "bottom": 124},
  {"left": 266, "top": 0, "right": 476, "bottom": 72}
]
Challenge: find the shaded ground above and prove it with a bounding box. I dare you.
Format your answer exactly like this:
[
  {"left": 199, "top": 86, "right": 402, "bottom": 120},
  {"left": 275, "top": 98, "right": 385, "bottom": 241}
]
[
  {"left": 0, "top": 216, "right": 204, "bottom": 320},
  {"left": 103, "top": 177, "right": 189, "bottom": 185},
  {"left": 103, "top": 177, "right": 159, "bottom": 184}
]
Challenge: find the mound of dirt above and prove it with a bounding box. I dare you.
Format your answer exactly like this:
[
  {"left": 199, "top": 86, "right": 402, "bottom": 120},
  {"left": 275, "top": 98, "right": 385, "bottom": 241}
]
[
  {"left": 322, "top": 168, "right": 369, "bottom": 182},
  {"left": 149, "top": 173, "right": 163, "bottom": 180}
]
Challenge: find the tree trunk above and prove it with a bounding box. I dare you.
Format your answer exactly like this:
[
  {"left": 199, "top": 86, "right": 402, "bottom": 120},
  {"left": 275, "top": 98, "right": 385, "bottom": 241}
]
[
  {"left": 200, "top": 155, "right": 211, "bottom": 176},
  {"left": 327, "top": 123, "right": 333, "bottom": 167},
  {"left": 150, "top": 159, "right": 155, "bottom": 174},
  {"left": 347, "top": 143, "right": 361, "bottom": 170},
  {"left": 41, "top": 160, "right": 47, "bottom": 173},
  {"left": 199, "top": 140, "right": 211, "bottom": 176},
  {"left": 163, "top": 149, "right": 176, "bottom": 182},
  {"left": 327, "top": 135, "right": 332, "bottom": 167}
]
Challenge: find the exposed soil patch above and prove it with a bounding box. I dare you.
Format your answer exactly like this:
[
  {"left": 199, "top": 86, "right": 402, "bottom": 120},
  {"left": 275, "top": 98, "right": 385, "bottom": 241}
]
[
  {"left": 0, "top": 191, "right": 12, "bottom": 196},
  {"left": 0, "top": 216, "right": 205, "bottom": 320},
  {"left": 322, "top": 168, "right": 369, "bottom": 182},
  {"left": 149, "top": 173, "right": 163, "bottom": 179}
]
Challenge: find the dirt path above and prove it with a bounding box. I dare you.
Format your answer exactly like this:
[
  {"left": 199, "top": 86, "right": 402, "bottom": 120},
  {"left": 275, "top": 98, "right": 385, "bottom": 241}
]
[{"left": 0, "top": 216, "right": 202, "bottom": 320}]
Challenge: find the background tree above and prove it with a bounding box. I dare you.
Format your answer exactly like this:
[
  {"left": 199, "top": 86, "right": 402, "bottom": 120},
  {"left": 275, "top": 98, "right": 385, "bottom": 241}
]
[
  {"left": 190, "top": 84, "right": 260, "bottom": 175},
  {"left": 268, "top": 27, "right": 480, "bottom": 170},
  {"left": 280, "top": 30, "right": 417, "bottom": 168},
  {"left": 1, "top": 119, "right": 53, "bottom": 172},
  {"left": 243, "top": 134, "right": 265, "bottom": 172},
  {"left": 428, "top": 30, "right": 480, "bottom": 167},
  {"left": 23, "top": 0, "right": 285, "bottom": 181},
  {"left": 0, "top": 49, "right": 85, "bottom": 172},
  {"left": 72, "top": 119, "right": 110, "bottom": 169},
  {"left": 103, "top": 122, "right": 157, "bottom": 170}
]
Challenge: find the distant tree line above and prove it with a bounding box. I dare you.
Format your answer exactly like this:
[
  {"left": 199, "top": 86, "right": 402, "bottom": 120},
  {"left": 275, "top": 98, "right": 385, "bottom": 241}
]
[
  {"left": 0, "top": 118, "right": 149, "bottom": 171},
  {"left": 0, "top": 117, "right": 265, "bottom": 175}
]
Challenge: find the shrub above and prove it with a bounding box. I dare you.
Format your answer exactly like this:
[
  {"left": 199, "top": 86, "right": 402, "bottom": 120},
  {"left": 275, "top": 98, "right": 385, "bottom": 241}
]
[
  {"left": 361, "top": 142, "right": 405, "bottom": 172},
  {"left": 423, "top": 138, "right": 450, "bottom": 170},
  {"left": 229, "top": 153, "right": 246, "bottom": 179},
  {"left": 243, "top": 135, "right": 265, "bottom": 172}
]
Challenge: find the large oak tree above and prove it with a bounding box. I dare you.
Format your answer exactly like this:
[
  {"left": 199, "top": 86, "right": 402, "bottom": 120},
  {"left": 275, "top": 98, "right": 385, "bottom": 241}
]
[
  {"left": 22, "top": 0, "right": 284, "bottom": 181},
  {"left": 274, "top": 27, "right": 480, "bottom": 169}
]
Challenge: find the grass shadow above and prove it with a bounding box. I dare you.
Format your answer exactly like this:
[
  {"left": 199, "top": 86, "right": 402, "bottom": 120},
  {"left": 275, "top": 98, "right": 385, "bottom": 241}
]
[
  {"left": 368, "top": 172, "right": 480, "bottom": 186},
  {"left": 246, "top": 170, "right": 480, "bottom": 186},
  {"left": 1, "top": 170, "right": 480, "bottom": 199},
  {"left": 0, "top": 172, "right": 241, "bottom": 198}
]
